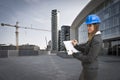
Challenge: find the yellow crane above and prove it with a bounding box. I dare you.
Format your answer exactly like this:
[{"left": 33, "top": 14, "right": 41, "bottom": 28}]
[{"left": 1, "top": 22, "right": 51, "bottom": 50}]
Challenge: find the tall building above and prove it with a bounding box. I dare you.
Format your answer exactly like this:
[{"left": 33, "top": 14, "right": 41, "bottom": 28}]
[
  {"left": 58, "top": 30, "right": 61, "bottom": 51},
  {"left": 71, "top": 0, "right": 120, "bottom": 56},
  {"left": 51, "top": 9, "right": 60, "bottom": 52},
  {"left": 60, "top": 25, "right": 70, "bottom": 51}
]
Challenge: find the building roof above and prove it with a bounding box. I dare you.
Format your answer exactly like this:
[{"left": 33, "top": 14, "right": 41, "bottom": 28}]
[{"left": 71, "top": 0, "right": 105, "bottom": 29}]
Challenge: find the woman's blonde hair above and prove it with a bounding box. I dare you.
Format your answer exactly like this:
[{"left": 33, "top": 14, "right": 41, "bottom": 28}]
[{"left": 88, "top": 23, "right": 99, "bottom": 41}]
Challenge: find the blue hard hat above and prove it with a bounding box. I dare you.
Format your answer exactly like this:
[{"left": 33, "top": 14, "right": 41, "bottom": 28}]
[{"left": 85, "top": 14, "right": 101, "bottom": 24}]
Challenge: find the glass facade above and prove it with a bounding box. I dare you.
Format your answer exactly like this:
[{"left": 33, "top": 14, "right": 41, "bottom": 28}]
[
  {"left": 97, "top": 0, "right": 120, "bottom": 40},
  {"left": 78, "top": 0, "right": 120, "bottom": 55}
]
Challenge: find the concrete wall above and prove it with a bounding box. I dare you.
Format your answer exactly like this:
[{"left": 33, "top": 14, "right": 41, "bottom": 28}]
[
  {"left": 70, "top": 28, "right": 76, "bottom": 40},
  {"left": 8, "top": 50, "right": 19, "bottom": 57},
  {"left": 50, "top": 50, "right": 58, "bottom": 54},
  {"left": 0, "top": 50, "right": 51, "bottom": 58},
  {"left": 0, "top": 50, "right": 8, "bottom": 58},
  {"left": 38, "top": 50, "right": 50, "bottom": 55},
  {"left": 19, "top": 50, "right": 38, "bottom": 56},
  {"left": 0, "top": 50, "right": 19, "bottom": 57}
]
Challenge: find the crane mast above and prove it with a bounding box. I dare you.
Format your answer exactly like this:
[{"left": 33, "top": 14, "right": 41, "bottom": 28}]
[{"left": 15, "top": 22, "right": 19, "bottom": 50}]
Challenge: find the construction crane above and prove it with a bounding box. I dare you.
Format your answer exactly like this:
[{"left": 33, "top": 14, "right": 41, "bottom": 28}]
[{"left": 1, "top": 22, "right": 51, "bottom": 50}]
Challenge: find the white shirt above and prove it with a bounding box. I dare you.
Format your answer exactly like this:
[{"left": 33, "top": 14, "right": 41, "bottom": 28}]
[{"left": 95, "top": 31, "right": 101, "bottom": 35}]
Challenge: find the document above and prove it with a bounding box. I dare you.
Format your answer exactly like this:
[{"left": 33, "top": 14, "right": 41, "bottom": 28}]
[{"left": 63, "top": 41, "right": 79, "bottom": 55}]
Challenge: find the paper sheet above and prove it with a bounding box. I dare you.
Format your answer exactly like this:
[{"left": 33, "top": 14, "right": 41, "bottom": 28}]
[{"left": 63, "top": 41, "right": 79, "bottom": 55}]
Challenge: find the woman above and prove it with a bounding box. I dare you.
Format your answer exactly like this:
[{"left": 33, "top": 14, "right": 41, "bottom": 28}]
[{"left": 72, "top": 14, "right": 102, "bottom": 80}]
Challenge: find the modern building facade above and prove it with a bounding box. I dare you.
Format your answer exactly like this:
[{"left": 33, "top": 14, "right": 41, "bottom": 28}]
[
  {"left": 51, "top": 9, "right": 60, "bottom": 52},
  {"left": 58, "top": 30, "right": 61, "bottom": 51},
  {"left": 59, "top": 25, "right": 70, "bottom": 51},
  {"left": 71, "top": 0, "right": 120, "bottom": 56}
]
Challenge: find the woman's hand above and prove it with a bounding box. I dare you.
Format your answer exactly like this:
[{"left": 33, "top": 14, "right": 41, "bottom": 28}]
[{"left": 71, "top": 40, "right": 78, "bottom": 46}]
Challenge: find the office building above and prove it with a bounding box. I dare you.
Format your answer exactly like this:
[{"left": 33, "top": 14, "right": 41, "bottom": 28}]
[
  {"left": 71, "top": 0, "right": 120, "bottom": 56},
  {"left": 58, "top": 30, "right": 61, "bottom": 51},
  {"left": 51, "top": 9, "right": 60, "bottom": 52},
  {"left": 60, "top": 25, "right": 70, "bottom": 51}
]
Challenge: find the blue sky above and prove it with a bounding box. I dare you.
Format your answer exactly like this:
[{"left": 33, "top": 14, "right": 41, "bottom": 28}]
[{"left": 0, "top": 0, "right": 90, "bottom": 49}]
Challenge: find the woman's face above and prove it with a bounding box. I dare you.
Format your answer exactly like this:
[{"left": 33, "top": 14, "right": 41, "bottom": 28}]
[{"left": 87, "top": 24, "right": 95, "bottom": 34}]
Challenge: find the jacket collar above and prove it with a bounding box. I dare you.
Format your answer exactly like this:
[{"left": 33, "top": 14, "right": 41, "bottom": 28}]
[{"left": 95, "top": 31, "right": 101, "bottom": 35}]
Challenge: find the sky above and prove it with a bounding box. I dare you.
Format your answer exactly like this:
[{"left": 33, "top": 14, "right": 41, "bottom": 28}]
[{"left": 0, "top": 0, "right": 90, "bottom": 49}]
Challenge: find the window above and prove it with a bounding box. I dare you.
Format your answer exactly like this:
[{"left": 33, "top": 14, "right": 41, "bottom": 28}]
[
  {"left": 104, "top": 9, "right": 110, "bottom": 19},
  {"left": 113, "top": 0, "right": 119, "bottom": 3}
]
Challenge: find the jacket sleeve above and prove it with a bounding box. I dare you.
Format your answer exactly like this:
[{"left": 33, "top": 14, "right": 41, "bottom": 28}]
[
  {"left": 73, "top": 37, "right": 102, "bottom": 63},
  {"left": 74, "top": 43, "right": 86, "bottom": 52}
]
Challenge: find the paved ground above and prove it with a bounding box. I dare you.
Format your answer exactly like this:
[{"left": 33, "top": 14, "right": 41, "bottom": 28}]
[
  {"left": 0, "top": 54, "right": 120, "bottom": 80},
  {"left": 98, "top": 56, "right": 120, "bottom": 80}
]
